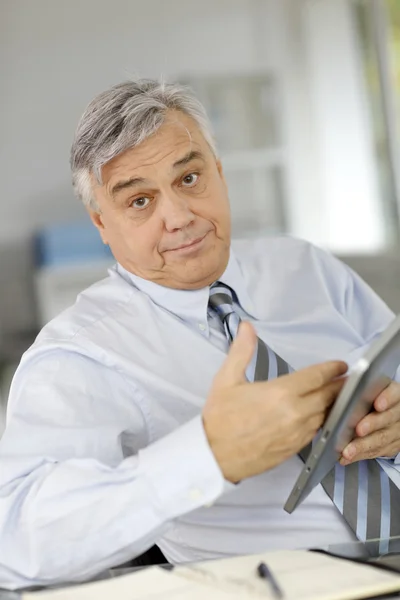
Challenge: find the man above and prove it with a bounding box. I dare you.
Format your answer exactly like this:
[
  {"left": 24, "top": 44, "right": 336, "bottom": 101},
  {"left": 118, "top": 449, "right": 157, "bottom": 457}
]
[{"left": 0, "top": 79, "right": 399, "bottom": 588}]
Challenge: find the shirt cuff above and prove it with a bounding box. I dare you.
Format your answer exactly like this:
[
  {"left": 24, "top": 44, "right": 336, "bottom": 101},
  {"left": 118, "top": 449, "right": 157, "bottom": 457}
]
[
  {"left": 138, "top": 416, "right": 234, "bottom": 519},
  {"left": 378, "top": 453, "right": 400, "bottom": 462}
]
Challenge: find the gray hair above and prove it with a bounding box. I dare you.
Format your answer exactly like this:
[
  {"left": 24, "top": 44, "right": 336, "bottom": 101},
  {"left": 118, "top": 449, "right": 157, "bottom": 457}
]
[{"left": 70, "top": 79, "right": 217, "bottom": 211}]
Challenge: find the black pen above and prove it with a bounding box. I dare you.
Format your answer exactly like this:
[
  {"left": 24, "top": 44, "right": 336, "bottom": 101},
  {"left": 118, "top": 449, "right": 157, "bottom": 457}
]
[{"left": 257, "top": 562, "right": 284, "bottom": 599}]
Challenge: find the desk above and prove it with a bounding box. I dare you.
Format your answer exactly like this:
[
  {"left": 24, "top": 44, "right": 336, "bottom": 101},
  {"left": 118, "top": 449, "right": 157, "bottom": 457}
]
[{"left": 325, "top": 535, "right": 400, "bottom": 567}]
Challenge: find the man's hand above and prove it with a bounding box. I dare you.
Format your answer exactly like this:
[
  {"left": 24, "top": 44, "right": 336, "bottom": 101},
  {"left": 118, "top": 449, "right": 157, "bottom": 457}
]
[
  {"left": 203, "top": 322, "right": 348, "bottom": 483},
  {"left": 340, "top": 381, "right": 400, "bottom": 465}
]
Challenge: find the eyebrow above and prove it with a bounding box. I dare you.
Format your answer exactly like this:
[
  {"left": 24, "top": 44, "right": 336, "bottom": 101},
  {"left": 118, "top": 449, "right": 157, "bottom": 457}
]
[
  {"left": 172, "top": 150, "right": 205, "bottom": 168},
  {"left": 110, "top": 150, "right": 206, "bottom": 198},
  {"left": 110, "top": 176, "right": 146, "bottom": 198}
]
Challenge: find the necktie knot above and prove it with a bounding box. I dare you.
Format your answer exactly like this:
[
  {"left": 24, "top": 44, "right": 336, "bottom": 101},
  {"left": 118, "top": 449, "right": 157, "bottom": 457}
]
[{"left": 209, "top": 282, "right": 235, "bottom": 321}]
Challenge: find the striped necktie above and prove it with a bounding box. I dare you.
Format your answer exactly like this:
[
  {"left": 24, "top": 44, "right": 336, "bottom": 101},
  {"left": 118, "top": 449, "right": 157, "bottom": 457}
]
[{"left": 209, "top": 281, "right": 400, "bottom": 552}]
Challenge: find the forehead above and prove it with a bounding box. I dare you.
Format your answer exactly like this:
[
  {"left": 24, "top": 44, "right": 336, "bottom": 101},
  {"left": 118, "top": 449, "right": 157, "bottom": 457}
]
[{"left": 101, "top": 111, "right": 210, "bottom": 185}]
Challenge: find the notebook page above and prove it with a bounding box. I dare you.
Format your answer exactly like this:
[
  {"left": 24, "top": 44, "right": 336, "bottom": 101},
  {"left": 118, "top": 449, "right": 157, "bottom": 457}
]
[
  {"left": 176, "top": 550, "right": 400, "bottom": 600},
  {"left": 22, "top": 566, "right": 250, "bottom": 600}
]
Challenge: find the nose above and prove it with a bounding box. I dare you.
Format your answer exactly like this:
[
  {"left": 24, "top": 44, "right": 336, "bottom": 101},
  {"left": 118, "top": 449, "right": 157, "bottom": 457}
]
[{"left": 159, "top": 191, "right": 195, "bottom": 232}]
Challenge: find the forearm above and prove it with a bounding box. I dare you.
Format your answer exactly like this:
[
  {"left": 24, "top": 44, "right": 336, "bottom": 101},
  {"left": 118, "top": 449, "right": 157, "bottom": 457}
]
[{"left": 0, "top": 417, "right": 226, "bottom": 589}]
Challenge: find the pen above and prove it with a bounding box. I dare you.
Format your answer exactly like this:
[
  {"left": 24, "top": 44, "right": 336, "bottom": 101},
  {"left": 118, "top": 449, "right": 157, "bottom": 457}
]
[{"left": 257, "top": 562, "right": 284, "bottom": 599}]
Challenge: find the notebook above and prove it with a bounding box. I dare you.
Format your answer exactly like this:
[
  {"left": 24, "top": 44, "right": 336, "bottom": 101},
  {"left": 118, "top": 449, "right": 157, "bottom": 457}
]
[
  {"left": 22, "top": 550, "right": 400, "bottom": 600},
  {"left": 177, "top": 550, "right": 400, "bottom": 600},
  {"left": 22, "top": 566, "right": 242, "bottom": 600}
]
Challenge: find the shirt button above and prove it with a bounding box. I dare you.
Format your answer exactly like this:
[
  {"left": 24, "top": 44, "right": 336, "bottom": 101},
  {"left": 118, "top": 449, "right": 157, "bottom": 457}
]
[
  {"left": 198, "top": 323, "right": 206, "bottom": 331},
  {"left": 189, "top": 488, "right": 202, "bottom": 501}
]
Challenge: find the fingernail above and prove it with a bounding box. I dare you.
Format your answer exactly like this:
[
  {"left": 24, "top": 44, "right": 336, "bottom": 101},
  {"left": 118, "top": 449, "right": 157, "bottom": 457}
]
[
  {"left": 360, "top": 422, "right": 370, "bottom": 436},
  {"left": 378, "top": 397, "right": 388, "bottom": 411},
  {"left": 343, "top": 444, "right": 355, "bottom": 459},
  {"left": 340, "top": 458, "right": 350, "bottom": 466}
]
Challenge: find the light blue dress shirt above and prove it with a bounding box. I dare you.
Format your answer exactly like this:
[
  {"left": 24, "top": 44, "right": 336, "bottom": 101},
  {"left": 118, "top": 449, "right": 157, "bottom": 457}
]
[{"left": 0, "top": 236, "right": 399, "bottom": 589}]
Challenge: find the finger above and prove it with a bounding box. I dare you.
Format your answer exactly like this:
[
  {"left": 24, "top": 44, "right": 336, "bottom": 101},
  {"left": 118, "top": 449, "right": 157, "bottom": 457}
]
[
  {"left": 213, "top": 321, "right": 257, "bottom": 387},
  {"left": 340, "top": 425, "right": 400, "bottom": 465},
  {"left": 356, "top": 401, "right": 400, "bottom": 438},
  {"left": 285, "top": 361, "right": 348, "bottom": 396},
  {"left": 302, "top": 377, "right": 347, "bottom": 415},
  {"left": 299, "top": 414, "right": 326, "bottom": 448},
  {"left": 373, "top": 381, "right": 400, "bottom": 412}
]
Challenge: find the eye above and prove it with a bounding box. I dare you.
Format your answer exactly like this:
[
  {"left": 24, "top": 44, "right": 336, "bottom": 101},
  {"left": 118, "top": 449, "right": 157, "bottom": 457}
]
[
  {"left": 181, "top": 173, "right": 199, "bottom": 187},
  {"left": 132, "top": 196, "right": 151, "bottom": 209}
]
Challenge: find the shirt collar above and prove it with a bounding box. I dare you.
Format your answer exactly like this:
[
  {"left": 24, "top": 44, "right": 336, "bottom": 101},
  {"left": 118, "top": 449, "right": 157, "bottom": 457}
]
[{"left": 115, "top": 248, "right": 255, "bottom": 336}]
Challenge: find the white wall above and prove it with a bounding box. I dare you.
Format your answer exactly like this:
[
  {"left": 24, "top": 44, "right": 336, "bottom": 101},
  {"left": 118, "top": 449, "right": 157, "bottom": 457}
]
[
  {"left": 258, "top": 0, "right": 386, "bottom": 253},
  {"left": 1, "top": 0, "right": 386, "bottom": 251},
  {"left": 0, "top": 0, "right": 395, "bottom": 362},
  {"left": 267, "top": 0, "right": 329, "bottom": 246},
  {"left": 1, "top": 0, "right": 290, "bottom": 342},
  {"left": 302, "top": 0, "right": 386, "bottom": 253},
  {"left": 0, "top": 0, "right": 273, "bottom": 242}
]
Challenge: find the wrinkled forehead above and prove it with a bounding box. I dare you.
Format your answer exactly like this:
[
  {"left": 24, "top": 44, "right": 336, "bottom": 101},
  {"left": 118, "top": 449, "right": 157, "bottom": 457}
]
[{"left": 101, "top": 111, "right": 210, "bottom": 184}]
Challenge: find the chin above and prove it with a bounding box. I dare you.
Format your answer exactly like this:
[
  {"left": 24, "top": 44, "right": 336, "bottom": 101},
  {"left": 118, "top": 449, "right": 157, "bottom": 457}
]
[{"left": 178, "top": 253, "right": 229, "bottom": 289}]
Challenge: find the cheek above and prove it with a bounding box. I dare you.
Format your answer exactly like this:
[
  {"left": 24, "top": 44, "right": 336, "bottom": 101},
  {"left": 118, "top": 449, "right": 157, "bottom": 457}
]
[
  {"left": 203, "top": 196, "right": 230, "bottom": 230},
  {"left": 104, "top": 216, "right": 165, "bottom": 269},
  {"left": 121, "top": 216, "right": 164, "bottom": 257},
  {"left": 197, "top": 182, "right": 229, "bottom": 218}
]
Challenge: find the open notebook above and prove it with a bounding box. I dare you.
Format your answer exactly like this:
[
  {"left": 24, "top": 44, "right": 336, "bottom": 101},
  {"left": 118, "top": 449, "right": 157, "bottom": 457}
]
[{"left": 22, "top": 550, "right": 400, "bottom": 600}]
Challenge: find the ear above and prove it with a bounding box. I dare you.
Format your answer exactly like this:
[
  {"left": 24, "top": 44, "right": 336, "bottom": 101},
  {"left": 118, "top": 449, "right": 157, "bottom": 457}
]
[{"left": 88, "top": 209, "right": 109, "bottom": 245}]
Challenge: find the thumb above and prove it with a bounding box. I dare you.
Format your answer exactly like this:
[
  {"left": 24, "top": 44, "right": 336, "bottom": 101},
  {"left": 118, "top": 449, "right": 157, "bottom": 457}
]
[{"left": 213, "top": 321, "right": 257, "bottom": 388}]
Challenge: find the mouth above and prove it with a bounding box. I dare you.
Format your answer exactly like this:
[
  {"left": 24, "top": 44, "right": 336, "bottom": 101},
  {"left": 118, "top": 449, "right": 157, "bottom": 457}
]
[{"left": 168, "top": 233, "right": 209, "bottom": 254}]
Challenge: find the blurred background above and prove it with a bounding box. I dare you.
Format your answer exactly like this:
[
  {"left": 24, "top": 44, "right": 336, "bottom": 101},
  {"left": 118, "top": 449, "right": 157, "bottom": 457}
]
[{"left": 0, "top": 0, "right": 399, "bottom": 432}]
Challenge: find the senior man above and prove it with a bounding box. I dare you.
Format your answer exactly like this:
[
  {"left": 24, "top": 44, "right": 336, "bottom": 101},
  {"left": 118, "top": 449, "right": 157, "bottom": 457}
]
[{"left": 0, "top": 79, "right": 400, "bottom": 588}]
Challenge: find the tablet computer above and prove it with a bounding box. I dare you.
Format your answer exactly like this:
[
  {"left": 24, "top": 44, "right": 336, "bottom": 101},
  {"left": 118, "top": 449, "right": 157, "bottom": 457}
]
[{"left": 284, "top": 314, "right": 400, "bottom": 514}]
